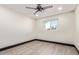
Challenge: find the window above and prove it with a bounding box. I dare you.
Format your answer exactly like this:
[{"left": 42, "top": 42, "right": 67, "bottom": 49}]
[{"left": 45, "top": 19, "right": 58, "bottom": 30}]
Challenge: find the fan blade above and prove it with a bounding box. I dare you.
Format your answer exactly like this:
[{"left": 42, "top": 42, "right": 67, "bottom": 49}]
[
  {"left": 43, "top": 5, "right": 53, "bottom": 10},
  {"left": 33, "top": 10, "right": 39, "bottom": 15},
  {"left": 25, "top": 6, "right": 36, "bottom": 9}
]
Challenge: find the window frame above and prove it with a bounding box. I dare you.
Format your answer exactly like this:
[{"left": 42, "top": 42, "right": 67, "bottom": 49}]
[{"left": 45, "top": 18, "right": 58, "bottom": 30}]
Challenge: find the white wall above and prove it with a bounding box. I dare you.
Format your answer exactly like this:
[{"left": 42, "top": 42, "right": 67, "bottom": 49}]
[
  {"left": 0, "top": 6, "right": 77, "bottom": 49},
  {"left": 0, "top": 6, "right": 35, "bottom": 48},
  {"left": 74, "top": 5, "right": 79, "bottom": 50},
  {"left": 36, "top": 12, "right": 75, "bottom": 44}
]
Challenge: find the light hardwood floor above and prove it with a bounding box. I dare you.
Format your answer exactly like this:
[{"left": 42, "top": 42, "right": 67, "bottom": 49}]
[{"left": 0, "top": 41, "right": 78, "bottom": 55}]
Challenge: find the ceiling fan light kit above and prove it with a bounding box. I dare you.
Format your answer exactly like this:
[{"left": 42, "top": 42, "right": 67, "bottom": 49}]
[
  {"left": 58, "top": 7, "right": 63, "bottom": 10},
  {"left": 25, "top": 4, "right": 53, "bottom": 15}
]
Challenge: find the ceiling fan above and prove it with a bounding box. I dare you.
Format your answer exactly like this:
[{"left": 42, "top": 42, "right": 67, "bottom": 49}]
[{"left": 25, "top": 4, "right": 53, "bottom": 15}]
